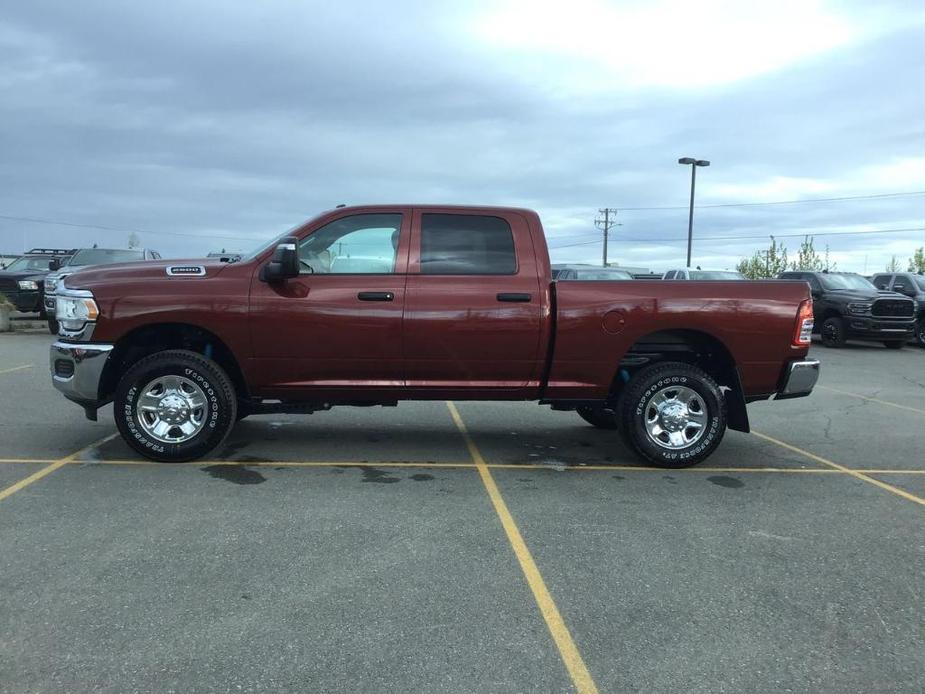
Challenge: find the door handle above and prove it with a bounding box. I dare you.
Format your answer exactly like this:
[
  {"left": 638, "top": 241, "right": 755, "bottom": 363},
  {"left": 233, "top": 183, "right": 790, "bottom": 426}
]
[
  {"left": 497, "top": 293, "right": 532, "bottom": 303},
  {"left": 357, "top": 291, "right": 394, "bottom": 302}
]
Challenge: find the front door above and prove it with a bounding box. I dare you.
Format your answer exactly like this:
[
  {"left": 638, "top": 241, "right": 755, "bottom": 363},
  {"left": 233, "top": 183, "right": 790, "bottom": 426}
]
[
  {"left": 402, "top": 209, "right": 545, "bottom": 396},
  {"left": 249, "top": 210, "right": 410, "bottom": 397}
]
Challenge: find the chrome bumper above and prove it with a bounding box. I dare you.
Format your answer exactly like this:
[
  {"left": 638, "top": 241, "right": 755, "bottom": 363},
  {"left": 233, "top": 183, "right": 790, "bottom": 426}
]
[
  {"left": 50, "top": 341, "right": 113, "bottom": 407},
  {"left": 776, "top": 358, "right": 820, "bottom": 400}
]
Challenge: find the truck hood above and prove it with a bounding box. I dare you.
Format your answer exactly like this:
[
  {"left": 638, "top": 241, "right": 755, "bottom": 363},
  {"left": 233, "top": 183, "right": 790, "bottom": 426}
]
[
  {"left": 62, "top": 259, "right": 231, "bottom": 290},
  {"left": 826, "top": 288, "right": 909, "bottom": 302}
]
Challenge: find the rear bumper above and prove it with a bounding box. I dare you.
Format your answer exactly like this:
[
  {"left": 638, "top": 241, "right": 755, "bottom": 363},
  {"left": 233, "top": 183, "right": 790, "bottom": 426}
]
[
  {"left": 776, "top": 358, "right": 820, "bottom": 400},
  {"left": 50, "top": 341, "right": 113, "bottom": 408}
]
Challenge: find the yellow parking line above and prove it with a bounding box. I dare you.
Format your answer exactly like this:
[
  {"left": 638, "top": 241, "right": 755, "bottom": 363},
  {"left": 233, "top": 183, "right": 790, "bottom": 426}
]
[
  {"left": 0, "top": 364, "right": 32, "bottom": 375},
  {"left": 0, "top": 433, "right": 120, "bottom": 503},
  {"left": 3, "top": 457, "right": 925, "bottom": 475},
  {"left": 753, "top": 431, "right": 925, "bottom": 507},
  {"left": 447, "top": 402, "right": 599, "bottom": 694},
  {"left": 817, "top": 385, "right": 925, "bottom": 416}
]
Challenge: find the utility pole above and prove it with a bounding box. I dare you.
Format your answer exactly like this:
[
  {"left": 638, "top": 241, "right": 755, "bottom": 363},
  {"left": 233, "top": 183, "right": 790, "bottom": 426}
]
[{"left": 595, "top": 208, "right": 620, "bottom": 267}]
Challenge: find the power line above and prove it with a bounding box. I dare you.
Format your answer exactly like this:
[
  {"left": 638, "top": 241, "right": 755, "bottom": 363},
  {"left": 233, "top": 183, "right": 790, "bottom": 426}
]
[
  {"left": 548, "top": 226, "right": 925, "bottom": 249},
  {"left": 0, "top": 213, "right": 266, "bottom": 242},
  {"left": 619, "top": 190, "right": 925, "bottom": 211}
]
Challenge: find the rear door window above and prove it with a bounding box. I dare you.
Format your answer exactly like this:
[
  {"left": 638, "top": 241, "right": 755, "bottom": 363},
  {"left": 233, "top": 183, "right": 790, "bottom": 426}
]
[
  {"left": 871, "top": 274, "right": 892, "bottom": 290},
  {"left": 420, "top": 214, "right": 516, "bottom": 275}
]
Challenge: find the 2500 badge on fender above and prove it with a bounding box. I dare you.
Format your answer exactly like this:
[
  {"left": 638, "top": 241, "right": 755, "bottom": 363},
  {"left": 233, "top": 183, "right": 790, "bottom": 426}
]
[{"left": 49, "top": 204, "right": 820, "bottom": 468}]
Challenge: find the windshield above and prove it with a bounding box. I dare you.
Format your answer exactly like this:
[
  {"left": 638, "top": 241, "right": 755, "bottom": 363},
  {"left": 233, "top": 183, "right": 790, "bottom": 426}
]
[
  {"left": 819, "top": 273, "right": 876, "bottom": 291},
  {"left": 241, "top": 217, "right": 321, "bottom": 262},
  {"left": 689, "top": 271, "right": 745, "bottom": 280},
  {"left": 3, "top": 256, "right": 57, "bottom": 272},
  {"left": 68, "top": 249, "right": 144, "bottom": 267},
  {"left": 573, "top": 269, "right": 633, "bottom": 280}
]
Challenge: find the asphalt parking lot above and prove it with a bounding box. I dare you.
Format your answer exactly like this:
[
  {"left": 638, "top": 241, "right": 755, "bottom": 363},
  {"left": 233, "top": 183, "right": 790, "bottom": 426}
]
[{"left": 0, "top": 332, "right": 922, "bottom": 693}]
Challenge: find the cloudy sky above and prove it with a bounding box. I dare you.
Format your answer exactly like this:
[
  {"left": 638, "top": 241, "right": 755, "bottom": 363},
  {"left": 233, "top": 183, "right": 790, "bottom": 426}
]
[{"left": 2, "top": 0, "right": 924, "bottom": 272}]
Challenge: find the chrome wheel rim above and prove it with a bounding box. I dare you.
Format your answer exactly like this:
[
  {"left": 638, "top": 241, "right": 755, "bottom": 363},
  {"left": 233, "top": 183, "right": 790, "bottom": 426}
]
[
  {"left": 136, "top": 375, "right": 208, "bottom": 444},
  {"left": 643, "top": 385, "right": 708, "bottom": 450}
]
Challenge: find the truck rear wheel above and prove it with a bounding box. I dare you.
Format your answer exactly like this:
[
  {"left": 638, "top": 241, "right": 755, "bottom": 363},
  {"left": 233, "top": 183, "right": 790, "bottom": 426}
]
[
  {"left": 914, "top": 321, "right": 925, "bottom": 348},
  {"left": 576, "top": 405, "right": 619, "bottom": 429},
  {"left": 617, "top": 362, "right": 726, "bottom": 468},
  {"left": 114, "top": 350, "right": 237, "bottom": 462}
]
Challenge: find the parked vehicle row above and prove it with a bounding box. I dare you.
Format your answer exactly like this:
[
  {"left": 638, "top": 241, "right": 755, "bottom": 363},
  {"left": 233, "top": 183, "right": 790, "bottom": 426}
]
[
  {"left": 871, "top": 272, "right": 925, "bottom": 347},
  {"left": 778, "top": 271, "right": 918, "bottom": 349}
]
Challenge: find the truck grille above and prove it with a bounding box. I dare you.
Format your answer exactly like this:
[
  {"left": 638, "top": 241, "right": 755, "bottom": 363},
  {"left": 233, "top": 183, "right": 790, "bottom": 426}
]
[
  {"left": 0, "top": 278, "right": 17, "bottom": 293},
  {"left": 872, "top": 299, "right": 914, "bottom": 317}
]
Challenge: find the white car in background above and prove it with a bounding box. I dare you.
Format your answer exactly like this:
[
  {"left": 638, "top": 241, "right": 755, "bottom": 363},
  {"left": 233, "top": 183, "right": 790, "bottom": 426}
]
[{"left": 662, "top": 268, "right": 746, "bottom": 280}]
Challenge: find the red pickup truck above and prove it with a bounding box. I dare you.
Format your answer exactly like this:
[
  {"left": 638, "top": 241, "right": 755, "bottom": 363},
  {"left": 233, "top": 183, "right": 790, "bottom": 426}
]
[{"left": 50, "top": 205, "right": 819, "bottom": 467}]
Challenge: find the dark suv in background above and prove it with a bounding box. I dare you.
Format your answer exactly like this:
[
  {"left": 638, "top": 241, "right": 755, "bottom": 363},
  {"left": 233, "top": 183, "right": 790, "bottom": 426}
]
[
  {"left": 777, "top": 271, "right": 916, "bottom": 349},
  {"left": 44, "top": 247, "right": 161, "bottom": 333},
  {"left": 0, "top": 248, "right": 74, "bottom": 316},
  {"left": 871, "top": 272, "right": 925, "bottom": 347}
]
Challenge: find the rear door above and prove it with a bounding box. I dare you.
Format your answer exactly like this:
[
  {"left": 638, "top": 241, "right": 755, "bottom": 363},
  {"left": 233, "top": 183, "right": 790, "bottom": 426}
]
[{"left": 402, "top": 209, "right": 545, "bottom": 394}]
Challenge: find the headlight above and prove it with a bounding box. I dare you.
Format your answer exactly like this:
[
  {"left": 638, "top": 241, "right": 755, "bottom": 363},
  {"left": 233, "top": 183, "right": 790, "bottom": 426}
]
[
  {"left": 847, "top": 302, "right": 872, "bottom": 315},
  {"left": 56, "top": 290, "right": 99, "bottom": 332},
  {"left": 17, "top": 280, "right": 39, "bottom": 290},
  {"left": 44, "top": 277, "right": 57, "bottom": 291}
]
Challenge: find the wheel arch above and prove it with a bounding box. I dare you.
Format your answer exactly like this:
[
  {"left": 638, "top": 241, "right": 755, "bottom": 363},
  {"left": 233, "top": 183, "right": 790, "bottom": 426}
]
[
  {"left": 613, "top": 328, "right": 749, "bottom": 433},
  {"left": 99, "top": 323, "right": 248, "bottom": 404}
]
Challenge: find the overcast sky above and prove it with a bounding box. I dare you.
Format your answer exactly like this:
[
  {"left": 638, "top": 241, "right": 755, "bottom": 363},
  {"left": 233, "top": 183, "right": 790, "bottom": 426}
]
[{"left": 2, "top": 0, "right": 924, "bottom": 272}]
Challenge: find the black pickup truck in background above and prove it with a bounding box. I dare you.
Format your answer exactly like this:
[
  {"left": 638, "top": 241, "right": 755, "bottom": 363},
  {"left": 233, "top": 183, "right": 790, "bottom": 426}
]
[
  {"left": 871, "top": 272, "right": 925, "bottom": 347},
  {"left": 777, "top": 271, "right": 916, "bottom": 349},
  {"left": 0, "top": 248, "right": 74, "bottom": 316}
]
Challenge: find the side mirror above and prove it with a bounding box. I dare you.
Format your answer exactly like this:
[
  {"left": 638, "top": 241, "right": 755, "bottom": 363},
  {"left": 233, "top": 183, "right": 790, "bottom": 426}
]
[
  {"left": 260, "top": 237, "right": 300, "bottom": 282},
  {"left": 49, "top": 259, "right": 61, "bottom": 271}
]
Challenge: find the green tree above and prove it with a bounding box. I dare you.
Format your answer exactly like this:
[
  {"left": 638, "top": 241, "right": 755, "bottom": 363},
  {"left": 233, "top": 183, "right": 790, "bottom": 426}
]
[
  {"left": 886, "top": 255, "right": 901, "bottom": 272},
  {"left": 736, "top": 236, "right": 789, "bottom": 279},
  {"left": 127, "top": 232, "right": 141, "bottom": 249},
  {"left": 908, "top": 247, "right": 925, "bottom": 273},
  {"left": 790, "top": 235, "right": 827, "bottom": 271}
]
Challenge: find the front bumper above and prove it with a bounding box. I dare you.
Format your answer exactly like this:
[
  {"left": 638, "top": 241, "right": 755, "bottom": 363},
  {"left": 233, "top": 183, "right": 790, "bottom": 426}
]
[
  {"left": 844, "top": 316, "right": 915, "bottom": 340},
  {"left": 776, "top": 358, "right": 820, "bottom": 400},
  {"left": 50, "top": 341, "right": 113, "bottom": 409},
  {"left": 9, "top": 290, "right": 43, "bottom": 313}
]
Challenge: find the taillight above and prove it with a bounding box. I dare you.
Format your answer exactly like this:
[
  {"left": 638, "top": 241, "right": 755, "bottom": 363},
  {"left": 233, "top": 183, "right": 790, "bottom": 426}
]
[{"left": 793, "top": 299, "right": 814, "bottom": 346}]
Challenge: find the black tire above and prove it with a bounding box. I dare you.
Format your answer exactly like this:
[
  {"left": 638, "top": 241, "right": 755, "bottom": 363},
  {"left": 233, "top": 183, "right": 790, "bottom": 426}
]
[
  {"left": 820, "top": 316, "right": 847, "bottom": 348},
  {"left": 47, "top": 318, "right": 59, "bottom": 334},
  {"left": 576, "top": 405, "right": 619, "bottom": 429},
  {"left": 617, "top": 361, "right": 727, "bottom": 468},
  {"left": 915, "top": 321, "right": 925, "bottom": 348},
  {"left": 114, "top": 350, "right": 237, "bottom": 462},
  {"left": 883, "top": 340, "right": 905, "bottom": 350}
]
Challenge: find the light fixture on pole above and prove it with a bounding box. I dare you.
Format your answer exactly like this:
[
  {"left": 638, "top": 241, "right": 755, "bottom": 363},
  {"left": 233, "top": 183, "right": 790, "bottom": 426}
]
[{"left": 678, "top": 157, "right": 710, "bottom": 267}]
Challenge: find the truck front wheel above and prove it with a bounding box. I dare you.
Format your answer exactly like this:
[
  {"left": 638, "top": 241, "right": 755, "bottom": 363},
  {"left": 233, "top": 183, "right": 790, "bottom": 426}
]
[
  {"left": 617, "top": 362, "right": 727, "bottom": 468},
  {"left": 820, "top": 316, "right": 847, "bottom": 347},
  {"left": 114, "top": 350, "right": 237, "bottom": 462}
]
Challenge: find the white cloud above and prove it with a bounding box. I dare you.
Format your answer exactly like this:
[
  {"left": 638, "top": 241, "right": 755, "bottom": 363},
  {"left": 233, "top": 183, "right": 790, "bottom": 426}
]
[{"left": 472, "top": 0, "right": 858, "bottom": 90}]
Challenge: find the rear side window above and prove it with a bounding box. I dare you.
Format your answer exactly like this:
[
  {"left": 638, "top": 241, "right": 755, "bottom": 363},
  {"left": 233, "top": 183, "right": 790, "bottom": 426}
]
[
  {"left": 871, "top": 274, "right": 892, "bottom": 290},
  {"left": 420, "top": 214, "right": 516, "bottom": 275},
  {"left": 664, "top": 271, "right": 676, "bottom": 279}
]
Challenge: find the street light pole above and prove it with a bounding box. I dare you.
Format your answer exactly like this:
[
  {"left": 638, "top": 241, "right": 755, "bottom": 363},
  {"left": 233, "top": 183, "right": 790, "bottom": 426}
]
[{"left": 678, "top": 157, "right": 710, "bottom": 268}]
